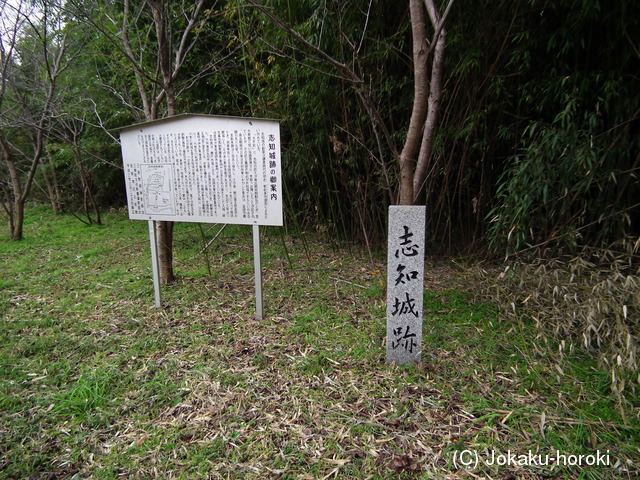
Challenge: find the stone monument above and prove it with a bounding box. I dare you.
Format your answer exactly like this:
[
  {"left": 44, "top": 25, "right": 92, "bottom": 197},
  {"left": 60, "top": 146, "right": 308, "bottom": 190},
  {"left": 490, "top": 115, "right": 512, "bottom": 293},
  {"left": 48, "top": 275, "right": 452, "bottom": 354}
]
[{"left": 386, "top": 205, "right": 426, "bottom": 364}]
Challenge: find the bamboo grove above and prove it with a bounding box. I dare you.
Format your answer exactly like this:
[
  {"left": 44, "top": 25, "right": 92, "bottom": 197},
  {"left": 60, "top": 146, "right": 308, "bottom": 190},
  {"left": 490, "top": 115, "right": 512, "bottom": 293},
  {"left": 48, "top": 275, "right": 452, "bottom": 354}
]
[{"left": 1, "top": 0, "right": 638, "bottom": 257}]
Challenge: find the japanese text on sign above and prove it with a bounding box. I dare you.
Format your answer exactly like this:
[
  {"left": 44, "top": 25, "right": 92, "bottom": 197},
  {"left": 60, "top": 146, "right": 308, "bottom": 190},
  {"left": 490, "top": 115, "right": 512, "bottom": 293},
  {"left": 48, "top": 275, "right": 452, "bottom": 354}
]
[{"left": 120, "top": 115, "right": 282, "bottom": 226}]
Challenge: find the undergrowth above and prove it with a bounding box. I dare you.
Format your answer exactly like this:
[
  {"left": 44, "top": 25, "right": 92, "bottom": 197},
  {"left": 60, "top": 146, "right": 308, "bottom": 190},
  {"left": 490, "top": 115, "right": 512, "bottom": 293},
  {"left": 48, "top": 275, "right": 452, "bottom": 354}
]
[
  {"left": 480, "top": 241, "right": 640, "bottom": 403},
  {"left": 0, "top": 206, "right": 638, "bottom": 479}
]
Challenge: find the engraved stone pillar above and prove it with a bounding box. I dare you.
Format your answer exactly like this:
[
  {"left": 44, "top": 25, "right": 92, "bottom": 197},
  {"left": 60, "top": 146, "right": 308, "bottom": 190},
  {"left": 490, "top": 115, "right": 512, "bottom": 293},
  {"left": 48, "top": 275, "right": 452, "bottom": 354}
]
[{"left": 386, "top": 206, "right": 426, "bottom": 365}]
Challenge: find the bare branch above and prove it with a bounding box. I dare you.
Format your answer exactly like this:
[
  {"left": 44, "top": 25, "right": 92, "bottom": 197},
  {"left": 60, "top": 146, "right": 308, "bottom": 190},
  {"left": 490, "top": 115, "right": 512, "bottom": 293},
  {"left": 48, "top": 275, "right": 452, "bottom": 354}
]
[
  {"left": 172, "top": 0, "right": 207, "bottom": 78},
  {"left": 121, "top": 0, "right": 152, "bottom": 119},
  {"left": 357, "top": 0, "right": 373, "bottom": 54},
  {"left": 244, "top": 0, "right": 361, "bottom": 84},
  {"left": 424, "top": 0, "right": 454, "bottom": 56},
  {"left": 244, "top": 0, "right": 398, "bottom": 160}
]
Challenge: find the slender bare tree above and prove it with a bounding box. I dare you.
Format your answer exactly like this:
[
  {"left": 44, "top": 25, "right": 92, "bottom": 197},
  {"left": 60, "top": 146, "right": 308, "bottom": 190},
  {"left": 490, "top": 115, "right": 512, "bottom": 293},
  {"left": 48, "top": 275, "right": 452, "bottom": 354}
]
[
  {"left": 69, "top": 0, "right": 227, "bottom": 283},
  {"left": 244, "top": 0, "right": 453, "bottom": 206},
  {"left": 0, "top": 0, "right": 73, "bottom": 240},
  {"left": 400, "top": 0, "right": 452, "bottom": 205}
]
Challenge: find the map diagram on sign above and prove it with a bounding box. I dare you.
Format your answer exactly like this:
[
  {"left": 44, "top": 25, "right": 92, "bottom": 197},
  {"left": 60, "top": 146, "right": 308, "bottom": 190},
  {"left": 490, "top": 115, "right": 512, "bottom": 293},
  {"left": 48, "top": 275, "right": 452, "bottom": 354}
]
[{"left": 141, "top": 164, "right": 175, "bottom": 215}]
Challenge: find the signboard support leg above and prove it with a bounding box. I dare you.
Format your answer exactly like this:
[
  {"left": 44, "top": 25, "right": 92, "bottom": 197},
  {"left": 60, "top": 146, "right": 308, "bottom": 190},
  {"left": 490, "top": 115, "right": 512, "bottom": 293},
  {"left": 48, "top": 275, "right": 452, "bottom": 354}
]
[
  {"left": 148, "top": 220, "right": 162, "bottom": 308},
  {"left": 253, "top": 224, "right": 263, "bottom": 320}
]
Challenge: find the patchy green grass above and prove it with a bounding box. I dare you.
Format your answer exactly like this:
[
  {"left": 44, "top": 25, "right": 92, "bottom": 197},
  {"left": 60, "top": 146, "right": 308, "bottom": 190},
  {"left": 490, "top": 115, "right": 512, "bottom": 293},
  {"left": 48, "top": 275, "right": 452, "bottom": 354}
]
[{"left": 0, "top": 206, "right": 638, "bottom": 479}]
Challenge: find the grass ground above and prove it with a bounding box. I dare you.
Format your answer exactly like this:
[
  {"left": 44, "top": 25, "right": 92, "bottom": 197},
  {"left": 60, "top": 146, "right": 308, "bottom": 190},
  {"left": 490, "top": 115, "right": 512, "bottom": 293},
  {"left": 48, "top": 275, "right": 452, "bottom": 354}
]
[{"left": 1, "top": 206, "right": 638, "bottom": 479}]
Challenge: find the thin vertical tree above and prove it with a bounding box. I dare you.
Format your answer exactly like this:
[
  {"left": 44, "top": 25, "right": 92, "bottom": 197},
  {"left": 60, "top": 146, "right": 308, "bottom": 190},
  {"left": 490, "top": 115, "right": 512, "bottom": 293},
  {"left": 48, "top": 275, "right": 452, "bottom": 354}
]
[
  {"left": 0, "top": 0, "right": 74, "bottom": 240},
  {"left": 70, "top": 0, "right": 230, "bottom": 283}
]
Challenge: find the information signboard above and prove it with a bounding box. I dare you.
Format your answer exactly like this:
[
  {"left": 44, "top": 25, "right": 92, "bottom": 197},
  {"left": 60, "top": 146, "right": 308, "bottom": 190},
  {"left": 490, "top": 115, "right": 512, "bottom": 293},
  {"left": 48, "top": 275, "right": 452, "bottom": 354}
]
[
  {"left": 120, "top": 114, "right": 282, "bottom": 226},
  {"left": 119, "top": 114, "right": 282, "bottom": 314}
]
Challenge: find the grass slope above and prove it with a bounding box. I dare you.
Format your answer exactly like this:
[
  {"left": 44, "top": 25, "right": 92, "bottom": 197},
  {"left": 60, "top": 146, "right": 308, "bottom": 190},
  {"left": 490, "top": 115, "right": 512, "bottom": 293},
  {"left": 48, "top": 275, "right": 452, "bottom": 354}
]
[{"left": 0, "top": 206, "right": 638, "bottom": 479}]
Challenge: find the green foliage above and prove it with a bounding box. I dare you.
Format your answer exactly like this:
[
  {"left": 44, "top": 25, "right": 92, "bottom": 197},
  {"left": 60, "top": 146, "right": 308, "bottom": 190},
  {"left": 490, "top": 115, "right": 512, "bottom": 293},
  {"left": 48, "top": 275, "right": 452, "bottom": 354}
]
[
  {"left": 431, "top": 0, "right": 640, "bottom": 254},
  {"left": 485, "top": 0, "right": 640, "bottom": 253},
  {"left": 3, "top": 0, "right": 639, "bottom": 253},
  {"left": 239, "top": 0, "right": 412, "bottom": 246},
  {"left": 456, "top": 1, "right": 640, "bottom": 253},
  {"left": 488, "top": 114, "right": 635, "bottom": 253},
  {"left": 52, "top": 368, "right": 114, "bottom": 423}
]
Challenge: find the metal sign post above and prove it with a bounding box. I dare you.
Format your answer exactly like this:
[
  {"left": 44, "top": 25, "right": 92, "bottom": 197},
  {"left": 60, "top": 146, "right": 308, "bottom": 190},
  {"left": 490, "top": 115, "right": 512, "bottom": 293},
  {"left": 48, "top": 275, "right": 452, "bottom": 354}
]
[
  {"left": 148, "top": 220, "right": 162, "bottom": 308},
  {"left": 253, "top": 225, "right": 263, "bottom": 320}
]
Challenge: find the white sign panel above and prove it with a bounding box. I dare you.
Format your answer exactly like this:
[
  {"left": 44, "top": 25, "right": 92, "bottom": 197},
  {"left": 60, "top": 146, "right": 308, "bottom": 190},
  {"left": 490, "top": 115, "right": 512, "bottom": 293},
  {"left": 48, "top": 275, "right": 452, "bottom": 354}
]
[{"left": 120, "top": 114, "right": 283, "bottom": 226}]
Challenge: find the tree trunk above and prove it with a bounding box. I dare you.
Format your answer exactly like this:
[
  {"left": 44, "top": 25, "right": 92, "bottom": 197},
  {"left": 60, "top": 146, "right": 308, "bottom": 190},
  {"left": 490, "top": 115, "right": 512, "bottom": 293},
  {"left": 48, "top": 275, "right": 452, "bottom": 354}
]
[
  {"left": 398, "top": 0, "right": 429, "bottom": 205},
  {"left": 10, "top": 200, "right": 24, "bottom": 241},
  {"left": 412, "top": 0, "right": 448, "bottom": 203},
  {"left": 151, "top": 0, "right": 176, "bottom": 285},
  {"left": 396, "top": 0, "right": 450, "bottom": 206},
  {"left": 1, "top": 131, "right": 27, "bottom": 240},
  {"left": 157, "top": 220, "right": 175, "bottom": 284},
  {"left": 42, "top": 154, "right": 62, "bottom": 214},
  {"left": 73, "top": 146, "right": 101, "bottom": 224}
]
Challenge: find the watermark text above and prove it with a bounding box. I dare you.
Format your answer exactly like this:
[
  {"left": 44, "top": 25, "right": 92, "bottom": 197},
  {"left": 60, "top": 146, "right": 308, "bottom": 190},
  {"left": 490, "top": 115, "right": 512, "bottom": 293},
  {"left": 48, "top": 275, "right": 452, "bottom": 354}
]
[{"left": 452, "top": 449, "right": 611, "bottom": 470}]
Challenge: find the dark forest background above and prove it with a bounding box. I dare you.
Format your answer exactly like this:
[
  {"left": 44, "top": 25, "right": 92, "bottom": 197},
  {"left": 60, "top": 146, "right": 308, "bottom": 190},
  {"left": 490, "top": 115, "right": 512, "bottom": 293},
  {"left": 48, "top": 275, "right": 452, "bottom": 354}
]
[{"left": 1, "top": 0, "right": 638, "bottom": 257}]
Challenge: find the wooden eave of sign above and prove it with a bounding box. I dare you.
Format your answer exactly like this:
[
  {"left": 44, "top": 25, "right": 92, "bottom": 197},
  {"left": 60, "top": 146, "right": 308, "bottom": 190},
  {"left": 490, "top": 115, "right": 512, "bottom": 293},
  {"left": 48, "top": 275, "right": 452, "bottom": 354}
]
[{"left": 116, "top": 113, "right": 282, "bottom": 134}]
